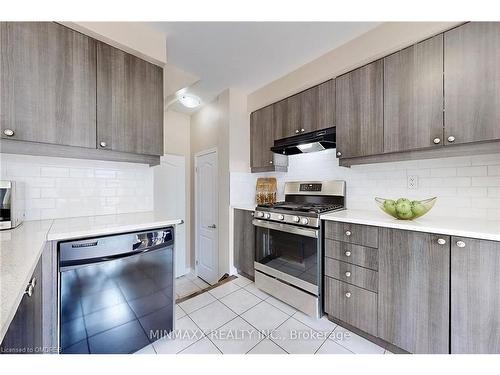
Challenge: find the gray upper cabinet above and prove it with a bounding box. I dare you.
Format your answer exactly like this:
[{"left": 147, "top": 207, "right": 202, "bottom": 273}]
[
  {"left": 282, "top": 86, "right": 319, "bottom": 138},
  {"left": 0, "top": 22, "right": 96, "bottom": 148},
  {"left": 97, "top": 42, "right": 163, "bottom": 156},
  {"left": 251, "top": 105, "right": 283, "bottom": 172},
  {"left": 384, "top": 34, "right": 444, "bottom": 153},
  {"left": 444, "top": 22, "right": 500, "bottom": 145},
  {"left": 378, "top": 228, "right": 450, "bottom": 354},
  {"left": 318, "top": 79, "right": 335, "bottom": 129},
  {"left": 336, "top": 60, "right": 384, "bottom": 159},
  {"left": 451, "top": 237, "right": 500, "bottom": 353}
]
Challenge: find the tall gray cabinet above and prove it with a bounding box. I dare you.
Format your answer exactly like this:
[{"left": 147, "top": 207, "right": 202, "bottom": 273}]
[
  {"left": 377, "top": 228, "right": 450, "bottom": 354},
  {"left": 451, "top": 237, "right": 500, "bottom": 353},
  {"left": 233, "top": 209, "right": 255, "bottom": 280},
  {"left": 444, "top": 22, "right": 500, "bottom": 145},
  {"left": 0, "top": 22, "right": 97, "bottom": 148}
]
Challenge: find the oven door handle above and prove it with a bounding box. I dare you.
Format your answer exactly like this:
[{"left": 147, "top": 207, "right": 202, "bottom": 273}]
[{"left": 252, "top": 219, "right": 318, "bottom": 238}]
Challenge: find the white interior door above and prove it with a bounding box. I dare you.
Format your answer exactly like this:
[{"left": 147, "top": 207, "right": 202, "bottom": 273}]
[
  {"left": 153, "top": 154, "right": 187, "bottom": 277},
  {"left": 195, "top": 150, "right": 218, "bottom": 284}
]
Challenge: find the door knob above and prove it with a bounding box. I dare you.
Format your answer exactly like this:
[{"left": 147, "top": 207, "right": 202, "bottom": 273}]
[
  {"left": 3, "top": 129, "right": 15, "bottom": 137},
  {"left": 437, "top": 238, "right": 446, "bottom": 245},
  {"left": 433, "top": 138, "right": 441, "bottom": 144},
  {"left": 456, "top": 240, "right": 466, "bottom": 248},
  {"left": 447, "top": 136, "right": 456, "bottom": 143},
  {"left": 208, "top": 224, "right": 217, "bottom": 229}
]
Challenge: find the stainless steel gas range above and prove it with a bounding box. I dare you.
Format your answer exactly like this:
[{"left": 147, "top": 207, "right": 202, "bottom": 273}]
[{"left": 253, "top": 180, "right": 346, "bottom": 318}]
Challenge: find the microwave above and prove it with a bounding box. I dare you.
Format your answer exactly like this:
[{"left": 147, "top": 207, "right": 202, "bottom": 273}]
[{"left": 0, "top": 180, "right": 25, "bottom": 230}]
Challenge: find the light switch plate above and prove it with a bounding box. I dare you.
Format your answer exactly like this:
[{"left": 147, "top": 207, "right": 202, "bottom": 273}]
[{"left": 407, "top": 175, "right": 418, "bottom": 190}]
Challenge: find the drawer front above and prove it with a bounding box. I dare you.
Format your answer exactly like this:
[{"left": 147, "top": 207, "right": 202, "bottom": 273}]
[
  {"left": 325, "top": 239, "right": 379, "bottom": 270},
  {"left": 324, "top": 221, "right": 379, "bottom": 248},
  {"left": 324, "top": 258, "right": 378, "bottom": 292},
  {"left": 324, "top": 277, "right": 378, "bottom": 336}
]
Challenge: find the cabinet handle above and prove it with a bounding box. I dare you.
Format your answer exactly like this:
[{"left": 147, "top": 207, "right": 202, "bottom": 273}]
[
  {"left": 447, "top": 136, "right": 456, "bottom": 143},
  {"left": 3, "top": 129, "right": 15, "bottom": 137},
  {"left": 301, "top": 128, "right": 305, "bottom": 132},
  {"left": 345, "top": 230, "right": 352, "bottom": 236},
  {"left": 437, "top": 238, "right": 446, "bottom": 245},
  {"left": 456, "top": 240, "right": 466, "bottom": 248},
  {"left": 345, "top": 292, "right": 351, "bottom": 298},
  {"left": 25, "top": 277, "right": 36, "bottom": 297},
  {"left": 345, "top": 271, "right": 351, "bottom": 277},
  {"left": 99, "top": 141, "right": 107, "bottom": 148},
  {"left": 433, "top": 137, "right": 441, "bottom": 144},
  {"left": 336, "top": 151, "right": 342, "bottom": 157},
  {"left": 295, "top": 130, "right": 300, "bottom": 134},
  {"left": 269, "top": 160, "right": 273, "bottom": 164},
  {"left": 345, "top": 251, "right": 351, "bottom": 257}
]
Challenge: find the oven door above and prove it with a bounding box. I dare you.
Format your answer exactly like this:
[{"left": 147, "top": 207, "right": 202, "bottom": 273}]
[{"left": 253, "top": 219, "right": 319, "bottom": 295}]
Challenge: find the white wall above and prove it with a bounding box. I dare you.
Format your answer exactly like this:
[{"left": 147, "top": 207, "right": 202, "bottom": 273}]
[
  {"left": 231, "top": 150, "right": 500, "bottom": 221},
  {"left": 0, "top": 154, "right": 153, "bottom": 221}
]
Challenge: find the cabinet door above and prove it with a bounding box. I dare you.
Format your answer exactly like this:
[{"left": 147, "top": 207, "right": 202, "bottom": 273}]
[
  {"left": 451, "top": 237, "right": 500, "bottom": 353},
  {"left": 273, "top": 99, "right": 287, "bottom": 139},
  {"left": 0, "top": 22, "right": 96, "bottom": 148},
  {"left": 233, "top": 209, "right": 255, "bottom": 279},
  {"left": 335, "top": 60, "right": 384, "bottom": 158},
  {"left": 284, "top": 93, "right": 301, "bottom": 138},
  {"left": 250, "top": 106, "right": 274, "bottom": 169},
  {"left": 444, "top": 22, "right": 500, "bottom": 145},
  {"left": 299, "top": 86, "right": 319, "bottom": 134},
  {"left": 318, "top": 79, "right": 335, "bottom": 130},
  {"left": 1, "top": 258, "right": 43, "bottom": 353},
  {"left": 384, "top": 34, "right": 444, "bottom": 153},
  {"left": 97, "top": 42, "right": 163, "bottom": 156},
  {"left": 378, "top": 228, "right": 449, "bottom": 353}
]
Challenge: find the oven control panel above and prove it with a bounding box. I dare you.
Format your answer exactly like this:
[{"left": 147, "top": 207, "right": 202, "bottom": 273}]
[{"left": 299, "top": 183, "right": 322, "bottom": 192}]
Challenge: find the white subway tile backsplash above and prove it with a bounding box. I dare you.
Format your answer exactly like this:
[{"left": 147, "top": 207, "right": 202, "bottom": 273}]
[
  {"left": 231, "top": 150, "right": 500, "bottom": 221},
  {"left": 1, "top": 154, "right": 153, "bottom": 220}
]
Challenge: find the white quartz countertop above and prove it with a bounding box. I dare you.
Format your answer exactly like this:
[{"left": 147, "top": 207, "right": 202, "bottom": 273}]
[
  {"left": 321, "top": 209, "right": 500, "bottom": 242},
  {"left": 231, "top": 203, "right": 256, "bottom": 211},
  {"left": 0, "top": 212, "right": 182, "bottom": 342}
]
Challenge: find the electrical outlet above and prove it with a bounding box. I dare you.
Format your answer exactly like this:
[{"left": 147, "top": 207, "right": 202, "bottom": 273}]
[{"left": 407, "top": 175, "right": 418, "bottom": 190}]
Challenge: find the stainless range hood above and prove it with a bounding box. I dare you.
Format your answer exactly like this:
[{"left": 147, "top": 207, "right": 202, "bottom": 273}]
[{"left": 271, "top": 127, "right": 335, "bottom": 155}]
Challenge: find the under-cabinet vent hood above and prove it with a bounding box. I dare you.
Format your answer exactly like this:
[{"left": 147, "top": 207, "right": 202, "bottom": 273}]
[{"left": 271, "top": 127, "right": 335, "bottom": 155}]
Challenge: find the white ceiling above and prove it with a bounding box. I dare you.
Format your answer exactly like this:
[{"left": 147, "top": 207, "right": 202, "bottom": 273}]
[{"left": 152, "top": 22, "right": 380, "bottom": 112}]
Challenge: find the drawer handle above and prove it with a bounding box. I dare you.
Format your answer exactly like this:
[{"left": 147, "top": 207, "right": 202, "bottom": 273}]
[
  {"left": 456, "top": 241, "right": 466, "bottom": 248},
  {"left": 25, "top": 277, "right": 36, "bottom": 298},
  {"left": 345, "top": 292, "right": 351, "bottom": 298},
  {"left": 345, "top": 271, "right": 351, "bottom": 277},
  {"left": 345, "top": 230, "right": 352, "bottom": 236},
  {"left": 345, "top": 251, "right": 351, "bottom": 257},
  {"left": 437, "top": 238, "right": 446, "bottom": 245},
  {"left": 3, "top": 129, "right": 15, "bottom": 137}
]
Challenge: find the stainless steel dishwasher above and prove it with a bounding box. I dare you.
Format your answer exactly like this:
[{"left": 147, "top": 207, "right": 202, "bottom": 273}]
[{"left": 58, "top": 228, "right": 174, "bottom": 354}]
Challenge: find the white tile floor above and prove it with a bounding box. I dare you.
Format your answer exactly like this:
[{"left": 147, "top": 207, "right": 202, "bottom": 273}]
[{"left": 136, "top": 275, "right": 391, "bottom": 354}]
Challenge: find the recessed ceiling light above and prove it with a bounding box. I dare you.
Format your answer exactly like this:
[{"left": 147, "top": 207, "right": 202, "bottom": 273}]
[{"left": 178, "top": 93, "right": 201, "bottom": 108}]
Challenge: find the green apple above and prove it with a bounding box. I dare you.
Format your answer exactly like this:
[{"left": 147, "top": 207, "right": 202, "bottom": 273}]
[
  {"left": 396, "top": 200, "right": 413, "bottom": 219},
  {"left": 383, "top": 199, "right": 397, "bottom": 216},
  {"left": 411, "top": 201, "right": 427, "bottom": 217}
]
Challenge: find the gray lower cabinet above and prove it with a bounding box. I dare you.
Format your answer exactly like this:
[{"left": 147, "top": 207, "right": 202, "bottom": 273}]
[
  {"left": 0, "top": 22, "right": 96, "bottom": 148},
  {"left": 233, "top": 209, "right": 255, "bottom": 279},
  {"left": 383, "top": 34, "right": 444, "bottom": 153},
  {"left": 444, "top": 22, "right": 500, "bottom": 145},
  {"left": 1, "top": 258, "right": 43, "bottom": 354},
  {"left": 451, "top": 237, "right": 500, "bottom": 353},
  {"left": 377, "top": 228, "right": 450, "bottom": 354},
  {"left": 335, "top": 59, "right": 384, "bottom": 159},
  {"left": 97, "top": 42, "right": 163, "bottom": 156}
]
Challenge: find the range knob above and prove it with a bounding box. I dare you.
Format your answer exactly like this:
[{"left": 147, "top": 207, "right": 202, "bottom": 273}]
[
  {"left": 264, "top": 213, "right": 271, "bottom": 219},
  {"left": 292, "top": 216, "right": 300, "bottom": 223},
  {"left": 278, "top": 214, "right": 285, "bottom": 220},
  {"left": 256, "top": 211, "right": 264, "bottom": 218},
  {"left": 300, "top": 217, "right": 309, "bottom": 225}
]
